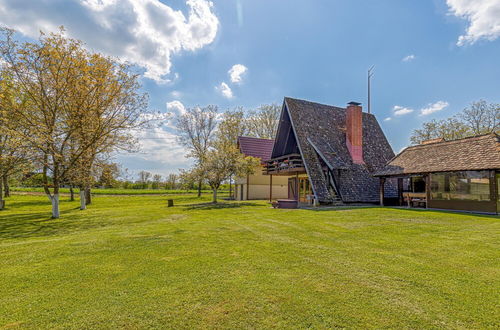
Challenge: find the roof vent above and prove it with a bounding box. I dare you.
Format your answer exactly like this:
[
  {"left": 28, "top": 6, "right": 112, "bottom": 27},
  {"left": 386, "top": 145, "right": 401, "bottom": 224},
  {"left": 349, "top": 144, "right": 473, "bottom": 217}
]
[{"left": 347, "top": 101, "right": 362, "bottom": 106}]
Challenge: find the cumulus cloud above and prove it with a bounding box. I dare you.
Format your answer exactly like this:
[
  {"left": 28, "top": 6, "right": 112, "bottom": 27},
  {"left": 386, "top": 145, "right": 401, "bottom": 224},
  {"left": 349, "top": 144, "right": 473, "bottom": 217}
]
[
  {"left": 228, "top": 64, "right": 248, "bottom": 83},
  {"left": 402, "top": 54, "right": 415, "bottom": 62},
  {"left": 384, "top": 117, "right": 392, "bottom": 121},
  {"left": 217, "top": 82, "right": 233, "bottom": 98},
  {"left": 128, "top": 127, "right": 191, "bottom": 173},
  {"left": 447, "top": 0, "right": 500, "bottom": 45},
  {"left": 393, "top": 105, "right": 414, "bottom": 116},
  {"left": 166, "top": 100, "right": 186, "bottom": 116},
  {"left": 0, "top": 0, "right": 219, "bottom": 83},
  {"left": 420, "top": 101, "right": 449, "bottom": 116}
]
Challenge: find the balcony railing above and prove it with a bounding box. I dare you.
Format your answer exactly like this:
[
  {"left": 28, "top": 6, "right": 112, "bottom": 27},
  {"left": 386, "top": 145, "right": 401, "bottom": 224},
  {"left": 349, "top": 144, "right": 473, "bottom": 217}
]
[{"left": 264, "top": 153, "right": 305, "bottom": 175}]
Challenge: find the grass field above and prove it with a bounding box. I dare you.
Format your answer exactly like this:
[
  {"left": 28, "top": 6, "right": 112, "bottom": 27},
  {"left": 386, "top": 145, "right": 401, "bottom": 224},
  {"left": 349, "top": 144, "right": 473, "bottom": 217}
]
[
  {"left": 0, "top": 193, "right": 499, "bottom": 328},
  {"left": 11, "top": 187, "right": 222, "bottom": 195}
]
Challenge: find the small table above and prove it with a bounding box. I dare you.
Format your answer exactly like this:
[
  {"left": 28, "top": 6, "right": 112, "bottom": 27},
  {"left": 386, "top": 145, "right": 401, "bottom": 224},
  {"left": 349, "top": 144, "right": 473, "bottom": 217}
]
[{"left": 277, "top": 199, "right": 298, "bottom": 209}]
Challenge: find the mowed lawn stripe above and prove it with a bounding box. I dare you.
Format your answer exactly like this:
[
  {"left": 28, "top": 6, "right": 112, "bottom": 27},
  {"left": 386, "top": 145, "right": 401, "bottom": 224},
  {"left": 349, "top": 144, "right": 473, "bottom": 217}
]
[{"left": 0, "top": 194, "right": 499, "bottom": 328}]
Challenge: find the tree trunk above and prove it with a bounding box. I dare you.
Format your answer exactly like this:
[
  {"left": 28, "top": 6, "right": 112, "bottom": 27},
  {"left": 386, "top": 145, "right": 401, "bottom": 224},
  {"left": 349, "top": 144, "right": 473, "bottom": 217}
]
[
  {"left": 85, "top": 187, "right": 91, "bottom": 205},
  {"left": 50, "top": 194, "right": 60, "bottom": 219},
  {"left": 212, "top": 189, "right": 217, "bottom": 203},
  {"left": 3, "top": 175, "right": 9, "bottom": 198},
  {"left": 229, "top": 175, "right": 232, "bottom": 200},
  {"left": 0, "top": 177, "right": 4, "bottom": 210},
  {"left": 197, "top": 180, "right": 202, "bottom": 197},
  {"left": 69, "top": 185, "right": 75, "bottom": 201},
  {"left": 80, "top": 189, "right": 86, "bottom": 210}
]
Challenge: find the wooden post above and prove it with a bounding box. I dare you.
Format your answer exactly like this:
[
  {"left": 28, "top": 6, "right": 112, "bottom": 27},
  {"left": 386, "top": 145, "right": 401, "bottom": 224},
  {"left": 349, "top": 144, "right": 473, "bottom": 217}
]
[
  {"left": 379, "top": 177, "right": 385, "bottom": 206},
  {"left": 269, "top": 174, "right": 273, "bottom": 202},
  {"left": 167, "top": 199, "right": 174, "bottom": 207},
  {"left": 246, "top": 175, "right": 249, "bottom": 200},
  {"left": 397, "top": 178, "right": 403, "bottom": 206},
  {"left": 295, "top": 172, "right": 299, "bottom": 202},
  {"left": 425, "top": 174, "right": 430, "bottom": 209}
]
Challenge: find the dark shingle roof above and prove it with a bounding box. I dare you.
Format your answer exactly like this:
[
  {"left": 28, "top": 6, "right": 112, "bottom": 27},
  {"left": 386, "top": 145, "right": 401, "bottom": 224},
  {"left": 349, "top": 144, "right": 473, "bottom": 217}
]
[
  {"left": 375, "top": 133, "right": 500, "bottom": 176},
  {"left": 237, "top": 136, "right": 275, "bottom": 161},
  {"left": 284, "top": 97, "right": 395, "bottom": 202}
]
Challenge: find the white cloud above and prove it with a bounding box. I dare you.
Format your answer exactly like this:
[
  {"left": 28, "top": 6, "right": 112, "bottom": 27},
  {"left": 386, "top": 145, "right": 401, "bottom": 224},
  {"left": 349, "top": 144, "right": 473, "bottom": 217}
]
[
  {"left": 166, "top": 100, "right": 186, "bottom": 116},
  {"left": 0, "top": 0, "right": 219, "bottom": 83},
  {"left": 217, "top": 82, "right": 233, "bottom": 98},
  {"left": 447, "top": 0, "right": 500, "bottom": 45},
  {"left": 228, "top": 64, "right": 248, "bottom": 84},
  {"left": 402, "top": 54, "right": 415, "bottom": 62},
  {"left": 420, "top": 101, "right": 449, "bottom": 116},
  {"left": 384, "top": 117, "right": 392, "bottom": 121},
  {"left": 130, "top": 127, "right": 191, "bottom": 171},
  {"left": 393, "top": 105, "right": 414, "bottom": 116}
]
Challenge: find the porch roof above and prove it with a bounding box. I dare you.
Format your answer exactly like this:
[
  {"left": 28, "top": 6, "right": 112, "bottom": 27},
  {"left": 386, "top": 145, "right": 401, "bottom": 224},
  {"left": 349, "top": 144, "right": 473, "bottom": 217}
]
[{"left": 375, "top": 133, "right": 500, "bottom": 177}]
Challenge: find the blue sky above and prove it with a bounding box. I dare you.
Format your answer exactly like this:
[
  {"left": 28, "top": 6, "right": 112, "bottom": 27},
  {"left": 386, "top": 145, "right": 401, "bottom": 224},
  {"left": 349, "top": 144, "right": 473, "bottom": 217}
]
[{"left": 0, "top": 0, "right": 499, "bottom": 178}]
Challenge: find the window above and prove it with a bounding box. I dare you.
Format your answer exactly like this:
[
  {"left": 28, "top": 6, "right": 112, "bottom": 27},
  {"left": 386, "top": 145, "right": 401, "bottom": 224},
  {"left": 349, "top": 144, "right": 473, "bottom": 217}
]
[{"left": 430, "top": 171, "right": 491, "bottom": 201}]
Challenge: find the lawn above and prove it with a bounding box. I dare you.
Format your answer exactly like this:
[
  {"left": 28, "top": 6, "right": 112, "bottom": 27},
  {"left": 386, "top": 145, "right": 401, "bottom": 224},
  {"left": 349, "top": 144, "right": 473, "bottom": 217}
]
[
  {"left": 0, "top": 193, "right": 499, "bottom": 328},
  {"left": 10, "top": 187, "right": 222, "bottom": 195}
]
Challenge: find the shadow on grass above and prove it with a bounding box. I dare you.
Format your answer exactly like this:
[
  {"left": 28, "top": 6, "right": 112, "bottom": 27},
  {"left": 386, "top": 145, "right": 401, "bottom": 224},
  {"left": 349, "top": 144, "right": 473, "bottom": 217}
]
[
  {"left": 183, "top": 201, "right": 261, "bottom": 211},
  {"left": 304, "top": 205, "right": 499, "bottom": 219},
  {"left": 0, "top": 206, "right": 109, "bottom": 240}
]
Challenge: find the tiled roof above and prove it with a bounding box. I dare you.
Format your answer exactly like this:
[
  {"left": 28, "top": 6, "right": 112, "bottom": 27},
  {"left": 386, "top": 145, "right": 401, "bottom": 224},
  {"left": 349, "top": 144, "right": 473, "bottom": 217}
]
[
  {"left": 375, "top": 133, "right": 500, "bottom": 176},
  {"left": 237, "top": 136, "right": 275, "bottom": 161},
  {"left": 283, "top": 97, "right": 395, "bottom": 203}
]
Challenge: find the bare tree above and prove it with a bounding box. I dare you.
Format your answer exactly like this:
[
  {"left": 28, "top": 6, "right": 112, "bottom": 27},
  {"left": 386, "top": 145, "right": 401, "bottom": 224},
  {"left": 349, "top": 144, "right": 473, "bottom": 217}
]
[
  {"left": 152, "top": 174, "right": 162, "bottom": 189},
  {"left": 176, "top": 105, "right": 218, "bottom": 197},
  {"left": 246, "top": 103, "right": 281, "bottom": 139},
  {"left": 166, "top": 173, "right": 178, "bottom": 190},
  {"left": 138, "top": 171, "right": 152, "bottom": 189},
  {"left": 459, "top": 100, "right": 499, "bottom": 135},
  {"left": 410, "top": 100, "right": 499, "bottom": 145}
]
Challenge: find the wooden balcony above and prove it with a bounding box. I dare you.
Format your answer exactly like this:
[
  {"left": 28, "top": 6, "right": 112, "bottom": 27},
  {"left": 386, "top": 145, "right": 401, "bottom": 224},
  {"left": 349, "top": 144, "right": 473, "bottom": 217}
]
[{"left": 263, "top": 153, "right": 306, "bottom": 175}]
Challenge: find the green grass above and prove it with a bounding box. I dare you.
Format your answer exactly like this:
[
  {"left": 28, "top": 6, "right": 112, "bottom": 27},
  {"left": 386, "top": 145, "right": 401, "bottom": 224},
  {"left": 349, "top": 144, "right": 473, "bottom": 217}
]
[
  {"left": 11, "top": 187, "right": 223, "bottom": 195},
  {"left": 0, "top": 194, "right": 499, "bottom": 329}
]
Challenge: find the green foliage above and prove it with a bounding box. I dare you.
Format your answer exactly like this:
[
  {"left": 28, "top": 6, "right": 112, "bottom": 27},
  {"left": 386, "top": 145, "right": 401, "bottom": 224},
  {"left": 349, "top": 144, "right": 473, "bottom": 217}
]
[{"left": 0, "top": 194, "right": 498, "bottom": 328}]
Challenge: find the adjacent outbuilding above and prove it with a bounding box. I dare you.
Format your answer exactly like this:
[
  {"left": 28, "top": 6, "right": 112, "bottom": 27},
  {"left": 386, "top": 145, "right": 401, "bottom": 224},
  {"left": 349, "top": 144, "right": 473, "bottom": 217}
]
[{"left": 375, "top": 133, "right": 500, "bottom": 214}]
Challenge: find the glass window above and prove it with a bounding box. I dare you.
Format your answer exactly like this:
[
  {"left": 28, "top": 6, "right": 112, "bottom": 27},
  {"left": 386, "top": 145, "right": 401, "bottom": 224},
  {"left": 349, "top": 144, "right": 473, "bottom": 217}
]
[{"left": 430, "top": 171, "right": 491, "bottom": 201}]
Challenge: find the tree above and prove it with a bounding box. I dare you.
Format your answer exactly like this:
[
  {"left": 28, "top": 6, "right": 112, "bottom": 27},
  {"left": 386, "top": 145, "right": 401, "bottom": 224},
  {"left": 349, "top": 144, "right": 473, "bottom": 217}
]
[
  {"left": 152, "top": 174, "right": 162, "bottom": 189},
  {"left": 0, "top": 70, "right": 31, "bottom": 208},
  {"left": 201, "top": 138, "right": 260, "bottom": 203},
  {"left": 459, "top": 100, "right": 499, "bottom": 135},
  {"left": 246, "top": 103, "right": 281, "bottom": 139},
  {"left": 166, "top": 173, "right": 178, "bottom": 190},
  {"left": 216, "top": 109, "right": 249, "bottom": 198},
  {"left": 176, "top": 105, "right": 218, "bottom": 197},
  {"left": 0, "top": 28, "right": 149, "bottom": 217},
  {"left": 97, "top": 162, "right": 120, "bottom": 188},
  {"left": 138, "top": 171, "right": 152, "bottom": 189},
  {"left": 410, "top": 100, "right": 499, "bottom": 145}
]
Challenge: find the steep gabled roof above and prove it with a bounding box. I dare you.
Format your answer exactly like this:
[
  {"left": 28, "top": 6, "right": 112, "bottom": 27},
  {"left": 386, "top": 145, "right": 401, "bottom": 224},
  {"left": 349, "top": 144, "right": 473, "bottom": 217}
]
[
  {"left": 237, "top": 136, "right": 275, "bottom": 161},
  {"left": 278, "top": 97, "right": 394, "bottom": 202},
  {"left": 375, "top": 133, "right": 500, "bottom": 176}
]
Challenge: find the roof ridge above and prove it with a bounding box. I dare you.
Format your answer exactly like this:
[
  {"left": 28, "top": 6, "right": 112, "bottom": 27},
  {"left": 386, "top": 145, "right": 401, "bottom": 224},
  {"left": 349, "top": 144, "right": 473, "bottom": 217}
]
[
  {"left": 284, "top": 97, "right": 346, "bottom": 111},
  {"left": 405, "top": 133, "right": 497, "bottom": 150},
  {"left": 237, "top": 136, "right": 274, "bottom": 141}
]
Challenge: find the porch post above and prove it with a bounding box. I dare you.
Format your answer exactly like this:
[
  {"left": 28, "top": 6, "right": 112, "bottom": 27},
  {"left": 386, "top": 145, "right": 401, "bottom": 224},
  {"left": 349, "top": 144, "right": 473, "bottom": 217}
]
[
  {"left": 397, "top": 177, "right": 403, "bottom": 206},
  {"left": 425, "top": 174, "right": 430, "bottom": 209},
  {"left": 295, "top": 172, "right": 299, "bottom": 202},
  {"left": 379, "top": 177, "right": 385, "bottom": 206},
  {"left": 246, "top": 175, "right": 249, "bottom": 200},
  {"left": 269, "top": 174, "right": 273, "bottom": 202}
]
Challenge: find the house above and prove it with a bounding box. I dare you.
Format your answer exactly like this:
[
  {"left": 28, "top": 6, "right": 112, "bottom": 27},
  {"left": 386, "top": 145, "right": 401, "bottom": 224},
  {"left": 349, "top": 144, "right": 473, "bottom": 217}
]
[
  {"left": 263, "top": 97, "right": 396, "bottom": 205},
  {"left": 375, "top": 133, "right": 500, "bottom": 214},
  {"left": 234, "top": 136, "right": 288, "bottom": 201}
]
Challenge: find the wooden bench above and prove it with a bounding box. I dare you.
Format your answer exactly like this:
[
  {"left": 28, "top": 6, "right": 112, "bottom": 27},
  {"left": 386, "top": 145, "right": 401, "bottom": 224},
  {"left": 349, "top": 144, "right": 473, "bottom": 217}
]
[{"left": 403, "top": 192, "right": 427, "bottom": 208}]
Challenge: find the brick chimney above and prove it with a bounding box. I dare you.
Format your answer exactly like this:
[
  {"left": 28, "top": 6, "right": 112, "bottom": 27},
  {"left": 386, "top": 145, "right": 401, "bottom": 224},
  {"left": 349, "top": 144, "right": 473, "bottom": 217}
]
[{"left": 346, "top": 101, "right": 364, "bottom": 164}]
